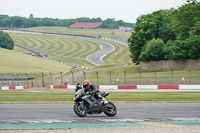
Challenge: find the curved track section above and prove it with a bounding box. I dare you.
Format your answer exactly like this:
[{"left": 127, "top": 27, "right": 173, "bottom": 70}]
[{"left": 84, "top": 38, "right": 115, "bottom": 66}]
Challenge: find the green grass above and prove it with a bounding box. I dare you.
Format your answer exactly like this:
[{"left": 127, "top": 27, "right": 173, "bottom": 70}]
[
  {"left": 0, "top": 92, "right": 200, "bottom": 103},
  {"left": 102, "top": 40, "right": 132, "bottom": 65},
  {"left": 21, "top": 27, "right": 122, "bottom": 39},
  {"left": 9, "top": 32, "right": 100, "bottom": 68},
  {"left": 0, "top": 47, "right": 72, "bottom": 74}
]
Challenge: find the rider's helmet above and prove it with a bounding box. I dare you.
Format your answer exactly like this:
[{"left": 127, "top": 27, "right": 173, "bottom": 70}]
[{"left": 83, "top": 80, "right": 91, "bottom": 88}]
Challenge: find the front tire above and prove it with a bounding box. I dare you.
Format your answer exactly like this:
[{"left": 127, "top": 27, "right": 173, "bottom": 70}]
[
  {"left": 73, "top": 102, "right": 87, "bottom": 117},
  {"left": 104, "top": 102, "right": 117, "bottom": 117}
]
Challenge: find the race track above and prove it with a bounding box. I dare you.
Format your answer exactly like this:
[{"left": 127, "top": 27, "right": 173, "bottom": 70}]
[{"left": 1, "top": 103, "right": 200, "bottom": 121}]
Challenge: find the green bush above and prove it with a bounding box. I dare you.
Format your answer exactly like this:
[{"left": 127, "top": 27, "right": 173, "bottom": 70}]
[
  {"left": 0, "top": 30, "right": 14, "bottom": 50},
  {"left": 139, "top": 38, "right": 165, "bottom": 62}
]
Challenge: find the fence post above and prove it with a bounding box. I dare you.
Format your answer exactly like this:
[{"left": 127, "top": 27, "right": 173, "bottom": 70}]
[
  {"left": 171, "top": 69, "right": 174, "bottom": 84},
  {"left": 71, "top": 71, "right": 74, "bottom": 85},
  {"left": 154, "top": 71, "right": 157, "bottom": 85},
  {"left": 109, "top": 71, "right": 112, "bottom": 85},
  {"left": 83, "top": 71, "right": 86, "bottom": 81},
  {"left": 189, "top": 70, "right": 191, "bottom": 84},
  {"left": 0, "top": 74, "right": 4, "bottom": 86},
  {"left": 25, "top": 73, "right": 28, "bottom": 87},
  {"left": 16, "top": 73, "right": 19, "bottom": 86},
  {"left": 11, "top": 74, "right": 15, "bottom": 86},
  {"left": 60, "top": 72, "right": 63, "bottom": 85},
  {"left": 41, "top": 72, "right": 45, "bottom": 87},
  {"left": 139, "top": 71, "right": 142, "bottom": 85},
  {"left": 31, "top": 80, "right": 34, "bottom": 87},
  {"left": 123, "top": 71, "right": 126, "bottom": 85},
  {"left": 96, "top": 71, "right": 98, "bottom": 85},
  {"left": 49, "top": 72, "right": 52, "bottom": 85}
]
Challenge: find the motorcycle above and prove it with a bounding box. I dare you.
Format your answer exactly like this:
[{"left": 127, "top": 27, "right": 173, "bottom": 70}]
[{"left": 73, "top": 84, "right": 117, "bottom": 117}]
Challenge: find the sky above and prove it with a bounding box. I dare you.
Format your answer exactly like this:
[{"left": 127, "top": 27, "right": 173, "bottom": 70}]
[{"left": 0, "top": 0, "right": 189, "bottom": 23}]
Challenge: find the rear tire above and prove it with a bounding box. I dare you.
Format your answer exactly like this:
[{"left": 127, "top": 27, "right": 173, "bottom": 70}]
[
  {"left": 73, "top": 103, "right": 87, "bottom": 117},
  {"left": 104, "top": 102, "right": 117, "bottom": 117}
]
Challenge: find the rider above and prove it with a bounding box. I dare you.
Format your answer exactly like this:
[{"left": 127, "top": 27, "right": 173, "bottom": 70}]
[{"left": 82, "top": 80, "right": 108, "bottom": 105}]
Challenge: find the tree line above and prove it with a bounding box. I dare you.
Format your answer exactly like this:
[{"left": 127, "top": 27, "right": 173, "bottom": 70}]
[
  {"left": 0, "top": 15, "right": 133, "bottom": 29},
  {"left": 128, "top": 0, "right": 200, "bottom": 64}
]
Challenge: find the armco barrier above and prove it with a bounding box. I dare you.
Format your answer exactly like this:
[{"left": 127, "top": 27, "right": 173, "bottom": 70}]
[
  {"left": 137, "top": 85, "right": 157, "bottom": 90},
  {"left": 99, "top": 85, "right": 118, "bottom": 90},
  {"left": 179, "top": 85, "right": 200, "bottom": 90},
  {"left": 118, "top": 85, "right": 137, "bottom": 89},
  {"left": 0, "top": 86, "right": 28, "bottom": 90},
  {"left": 158, "top": 85, "right": 179, "bottom": 89},
  {"left": 45, "top": 84, "right": 200, "bottom": 90},
  {"left": 46, "top": 85, "right": 67, "bottom": 89}
]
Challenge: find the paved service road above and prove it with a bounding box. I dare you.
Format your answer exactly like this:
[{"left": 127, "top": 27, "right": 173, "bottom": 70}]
[{"left": 0, "top": 103, "right": 200, "bottom": 122}]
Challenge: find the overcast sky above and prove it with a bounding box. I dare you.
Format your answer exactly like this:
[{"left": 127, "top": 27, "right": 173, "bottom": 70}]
[{"left": 0, "top": 0, "right": 188, "bottom": 23}]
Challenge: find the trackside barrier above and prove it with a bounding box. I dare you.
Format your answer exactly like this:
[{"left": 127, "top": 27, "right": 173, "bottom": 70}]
[
  {"left": 0, "top": 86, "right": 28, "bottom": 90},
  {"left": 99, "top": 85, "right": 118, "bottom": 90},
  {"left": 118, "top": 85, "right": 137, "bottom": 89},
  {"left": 46, "top": 85, "right": 67, "bottom": 89},
  {"left": 158, "top": 85, "right": 179, "bottom": 89},
  {"left": 137, "top": 85, "right": 157, "bottom": 90},
  {"left": 45, "top": 85, "right": 200, "bottom": 90},
  {"left": 179, "top": 85, "right": 200, "bottom": 90}
]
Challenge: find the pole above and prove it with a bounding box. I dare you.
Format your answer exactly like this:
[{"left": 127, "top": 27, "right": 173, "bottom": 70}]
[
  {"left": 12, "top": 74, "right": 14, "bottom": 86},
  {"left": 16, "top": 73, "right": 19, "bottom": 86},
  {"left": 96, "top": 71, "right": 98, "bottom": 85},
  {"left": 71, "top": 71, "right": 74, "bottom": 85},
  {"left": 25, "top": 73, "right": 28, "bottom": 87},
  {"left": 171, "top": 70, "right": 174, "bottom": 84},
  {"left": 41, "top": 72, "right": 45, "bottom": 87},
  {"left": 139, "top": 71, "right": 142, "bottom": 85},
  {"left": 154, "top": 71, "right": 157, "bottom": 84},
  {"left": 60, "top": 72, "right": 63, "bottom": 85},
  {"left": 189, "top": 70, "right": 191, "bottom": 84},
  {"left": 83, "top": 71, "right": 86, "bottom": 81},
  {"left": 123, "top": 71, "right": 126, "bottom": 85},
  {"left": 0, "top": 74, "right": 4, "bottom": 86},
  {"left": 109, "top": 71, "right": 112, "bottom": 85}
]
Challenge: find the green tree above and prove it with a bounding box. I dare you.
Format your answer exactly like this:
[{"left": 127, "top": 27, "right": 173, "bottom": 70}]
[
  {"left": 0, "top": 31, "right": 14, "bottom": 50},
  {"left": 185, "top": 35, "right": 200, "bottom": 59},
  {"left": 128, "top": 10, "right": 172, "bottom": 64},
  {"left": 139, "top": 38, "right": 165, "bottom": 62},
  {"left": 164, "top": 40, "right": 187, "bottom": 60},
  {"left": 170, "top": 2, "right": 200, "bottom": 40},
  {"left": 29, "top": 14, "right": 33, "bottom": 19}
]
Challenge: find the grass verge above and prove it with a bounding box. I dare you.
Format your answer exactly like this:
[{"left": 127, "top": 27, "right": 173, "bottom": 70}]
[{"left": 0, "top": 92, "right": 200, "bottom": 103}]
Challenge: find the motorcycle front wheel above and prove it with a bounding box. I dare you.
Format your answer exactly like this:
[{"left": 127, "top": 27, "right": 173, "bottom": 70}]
[
  {"left": 73, "top": 102, "right": 87, "bottom": 117},
  {"left": 104, "top": 102, "right": 117, "bottom": 117}
]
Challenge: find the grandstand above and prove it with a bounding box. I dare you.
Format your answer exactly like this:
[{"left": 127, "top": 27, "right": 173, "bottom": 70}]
[{"left": 68, "top": 22, "right": 102, "bottom": 29}]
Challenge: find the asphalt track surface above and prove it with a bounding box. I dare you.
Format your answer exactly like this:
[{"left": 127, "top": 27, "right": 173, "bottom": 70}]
[
  {"left": 84, "top": 38, "right": 115, "bottom": 66},
  {"left": 0, "top": 103, "right": 200, "bottom": 121},
  {"left": 3, "top": 30, "right": 115, "bottom": 66}
]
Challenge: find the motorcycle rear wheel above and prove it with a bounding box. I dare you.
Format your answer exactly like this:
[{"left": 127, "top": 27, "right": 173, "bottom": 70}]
[
  {"left": 104, "top": 102, "right": 117, "bottom": 117},
  {"left": 73, "top": 103, "right": 87, "bottom": 117}
]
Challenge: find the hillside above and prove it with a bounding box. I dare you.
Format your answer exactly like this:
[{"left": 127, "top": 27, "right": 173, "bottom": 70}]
[
  {"left": 9, "top": 32, "right": 100, "bottom": 68},
  {"left": 0, "top": 47, "right": 72, "bottom": 74}
]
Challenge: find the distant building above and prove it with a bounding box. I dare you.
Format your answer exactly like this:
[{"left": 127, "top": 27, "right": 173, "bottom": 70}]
[
  {"left": 119, "top": 26, "right": 133, "bottom": 31},
  {"left": 68, "top": 22, "right": 102, "bottom": 29}
]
